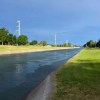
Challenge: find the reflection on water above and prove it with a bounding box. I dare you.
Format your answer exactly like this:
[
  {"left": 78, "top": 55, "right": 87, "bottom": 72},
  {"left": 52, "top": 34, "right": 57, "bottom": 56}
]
[
  {"left": 0, "top": 48, "right": 81, "bottom": 100},
  {"left": 15, "top": 64, "right": 23, "bottom": 73}
]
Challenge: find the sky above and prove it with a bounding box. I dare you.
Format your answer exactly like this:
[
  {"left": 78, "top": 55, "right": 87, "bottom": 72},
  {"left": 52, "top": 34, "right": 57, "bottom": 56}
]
[{"left": 0, "top": 0, "right": 100, "bottom": 45}]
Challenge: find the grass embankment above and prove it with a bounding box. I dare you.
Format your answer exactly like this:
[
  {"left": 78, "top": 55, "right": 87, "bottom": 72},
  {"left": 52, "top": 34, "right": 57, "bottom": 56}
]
[
  {"left": 0, "top": 45, "right": 70, "bottom": 51},
  {"left": 53, "top": 48, "right": 100, "bottom": 100}
]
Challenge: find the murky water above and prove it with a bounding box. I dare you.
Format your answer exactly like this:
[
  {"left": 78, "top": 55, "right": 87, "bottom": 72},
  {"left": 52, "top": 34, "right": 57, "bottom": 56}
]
[{"left": 0, "top": 48, "right": 81, "bottom": 100}]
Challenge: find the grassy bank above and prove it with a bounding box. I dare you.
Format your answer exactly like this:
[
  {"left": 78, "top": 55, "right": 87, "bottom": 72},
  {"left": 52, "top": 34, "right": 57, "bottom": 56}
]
[
  {"left": 53, "top": 48, "right": 100, "bottom": 100},
  {"left": 0, "top": 45, "right": 71, "bottom": 51}
]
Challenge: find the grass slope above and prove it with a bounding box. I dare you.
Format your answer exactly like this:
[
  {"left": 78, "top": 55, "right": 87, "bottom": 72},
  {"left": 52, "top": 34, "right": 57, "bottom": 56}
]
[
  {"left": 0, "top": 45, "right": 70, "bottom": 51},
  {"left": 53, "top": 48, "right": 100, "bottom": 100}
]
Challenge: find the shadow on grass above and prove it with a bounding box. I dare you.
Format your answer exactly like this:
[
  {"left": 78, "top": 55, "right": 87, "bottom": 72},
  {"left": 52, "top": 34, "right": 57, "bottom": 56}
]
[{"left": 53, "top": 60, "right": 100, "bottom": 100}]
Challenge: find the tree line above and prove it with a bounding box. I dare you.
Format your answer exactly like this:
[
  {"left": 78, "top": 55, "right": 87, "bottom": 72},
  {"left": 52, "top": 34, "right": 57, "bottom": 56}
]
[
  {"left": 83, "top": 40, "right": 100, "bottom": 48},
  {"left": 0, "top": 28, "right": 28, "bottom": 45},
  {"left": 0, "top": 27, "right": 73, "bottom": 47},
  {"left": 0, "top": 27, "right": 48, "bottom": 46}
]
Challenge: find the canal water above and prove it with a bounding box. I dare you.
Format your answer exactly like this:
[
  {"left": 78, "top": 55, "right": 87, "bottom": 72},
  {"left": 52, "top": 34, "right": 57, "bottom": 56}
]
[{"left": 0, "top": 48, "right": 81, "bottom": 100}]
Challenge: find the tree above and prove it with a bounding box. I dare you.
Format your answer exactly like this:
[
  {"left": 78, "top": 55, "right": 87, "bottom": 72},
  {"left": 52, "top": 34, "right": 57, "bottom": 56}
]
[
  {"left": 18, "top": 35, "right": 28, "bottom": 45},
  {"left": 40, "top": 41, "right": 47, "bottom": 46},
  {"left": 87, "top": 40, "right": 95, "bottom": 47},
  {"left": 6, "top": 34, "right": 17, "bottom": 45},
  {"left": 6, "top": 34, "right": 13, "bottom": 45},
  {"left": 12, "top": 35, "right": 17, "bottom": 45},
  {"left": 96, "top": 39, "right": 100, "bottom": 47},
  {"left": 30, "top": 40, "right": 38, "bottom": 45},
  {"left": 68, "top": 43, "right": 72, "bottom": 47},
  {"left": 83, "top": 44, "right": 87, "bottom": 47},
  {"left": 83, "top": 40, "right": 96, "bottom": 48},
  {"left": 63, "top": 43, "right": 68, "bottom": 47},
  {"left": 0, "top": 28, "right": 9, "bottom": 45}
]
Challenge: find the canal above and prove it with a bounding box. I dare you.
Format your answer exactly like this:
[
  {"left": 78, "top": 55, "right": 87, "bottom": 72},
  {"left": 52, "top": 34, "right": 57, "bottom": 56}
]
[{"left": 0, "top": 48, "right": 81, "bottom": 100}]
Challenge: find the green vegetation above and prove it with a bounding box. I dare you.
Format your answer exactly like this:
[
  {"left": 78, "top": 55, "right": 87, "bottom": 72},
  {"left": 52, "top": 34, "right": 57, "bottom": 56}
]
[
  {"left": 0, "top": 45, "right": 72, "bottom": 51},
  {"left": 83, "top": 40, "right": 100, "bottom": 48},
  {"left": 40, "top": 40, "right": 47, "bottom": 46},
  {"left": 96, "top": 40, "right": 100, "bottom": 47},
  {"left": 0, "top": 27, "right": 75, "bottom": 47},
  {"left": 18, "top": 35, "right": 28, "bottom": 45},
  {"left": 30, "top": 40, "right": 38, "bottom": 45},
  {"left": 0, "top": 28, "right": 11, "bottom": 45},
  {"left": 7, "top": 34, "right": 17, "bottom": 45},
  {"left": 52, "top": 42, "right": 72, "bottom": 47},
  {"left": 63, "top": 42, "right": 72, "bottom": 47},
  {"left": 53, "top": 48, "right": 100, "bottom": 100}
]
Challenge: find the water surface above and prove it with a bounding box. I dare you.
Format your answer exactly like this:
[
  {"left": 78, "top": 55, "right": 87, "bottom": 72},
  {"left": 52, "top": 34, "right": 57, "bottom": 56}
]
[{"left": 0, "top": 48, "right": 81, "bottom": 100}]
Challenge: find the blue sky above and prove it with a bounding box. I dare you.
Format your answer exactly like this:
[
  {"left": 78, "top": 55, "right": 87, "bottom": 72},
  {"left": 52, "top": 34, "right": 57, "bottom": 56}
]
[{"left": 0, "top": 0, "right": 100, "bottom": 45}]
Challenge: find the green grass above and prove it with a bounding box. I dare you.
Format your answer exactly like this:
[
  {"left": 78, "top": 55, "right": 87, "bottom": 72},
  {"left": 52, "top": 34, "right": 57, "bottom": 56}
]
[{"left": 53, "top": 48, "right": 100, "bottom": 100}]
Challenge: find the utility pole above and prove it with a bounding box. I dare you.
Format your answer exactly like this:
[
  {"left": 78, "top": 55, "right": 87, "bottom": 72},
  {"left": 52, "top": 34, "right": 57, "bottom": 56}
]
[
  {"left": 66, "top": 40, "right": 68, "bottom": 47},
  {"left": 16, "top": 20, "right": 21, "bottom": 46},
  {"left": 17, "top": 20, "right": 21, "bottom": 36},
  {"left": 66, "top": 40, "right": 68, "bottom": 44},
  {"left": 55, "top": 34, "right": 57, "bottom": 46}
]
